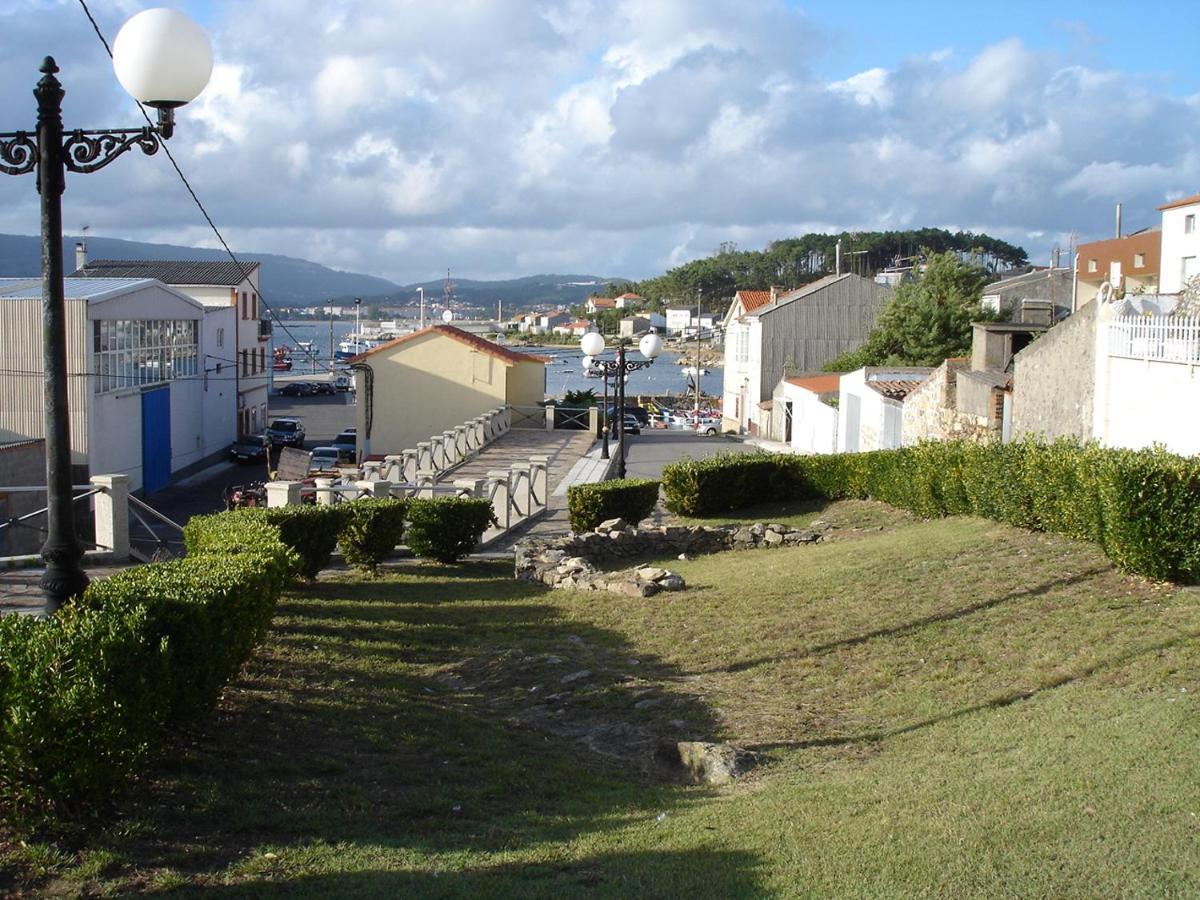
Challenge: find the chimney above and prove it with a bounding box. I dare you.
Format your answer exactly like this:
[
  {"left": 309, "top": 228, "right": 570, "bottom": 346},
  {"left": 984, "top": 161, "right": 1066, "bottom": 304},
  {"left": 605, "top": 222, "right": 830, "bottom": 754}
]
[
  {"left": 1115, "top": 202, "right": 1122, "bottom": 239},
  {"left": 74, "top": 242, "right": 87, "bottom": 272},
  {"left": 835, "top": 239, "right": 842, "bottom": 276},
  {"left": 769, "top": 285, "right": 783, "bottom": 302}
]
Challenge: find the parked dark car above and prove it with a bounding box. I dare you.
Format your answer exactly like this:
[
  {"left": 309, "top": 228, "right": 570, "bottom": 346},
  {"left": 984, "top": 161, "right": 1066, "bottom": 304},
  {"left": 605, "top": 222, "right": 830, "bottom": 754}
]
[
  {"left": 311, "top": 381, "right": 337, "bottom": 395},
  {"left": 228, "top": 434, "right": 269, "bottom": 464},
  {"left": 266, "top": 417, "right": 306, "bottom": 447},
  {"left": 609, "top": 414, "right": 641, "bottom": 436},
  {"left": 277, "top": 381, "right": 315, "bottom": 397},
  {"left": 331, "top": 430, "right": 357, "bottom": 460},
  {"left": 606, "top": 405, "right": 649, "bottom": 425}
]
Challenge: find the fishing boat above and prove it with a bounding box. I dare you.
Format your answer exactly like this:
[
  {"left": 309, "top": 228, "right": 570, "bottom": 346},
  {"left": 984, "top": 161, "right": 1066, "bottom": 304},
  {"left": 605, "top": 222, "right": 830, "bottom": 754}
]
[
  {"left": 334, "top": 335, "right": 381, "bottom": 361},
  {"left": 272, "top": 346, "right": 293, "bottom": 371}
]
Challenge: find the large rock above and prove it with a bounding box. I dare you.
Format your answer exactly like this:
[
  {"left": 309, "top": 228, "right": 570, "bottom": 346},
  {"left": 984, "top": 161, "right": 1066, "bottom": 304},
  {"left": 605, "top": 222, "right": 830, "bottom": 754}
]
[
  {"left": 660, "top": 741, "right": 756, "bottom": 785},
  {"left": 596, "top": 518, "right": 627, "bottom": 534}
]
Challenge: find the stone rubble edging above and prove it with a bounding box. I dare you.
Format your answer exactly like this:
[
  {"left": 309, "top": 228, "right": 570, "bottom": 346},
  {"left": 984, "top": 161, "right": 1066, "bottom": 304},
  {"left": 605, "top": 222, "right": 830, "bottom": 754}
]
[{"left": 514, "top": 516, "right": 835, "bottom": 596}]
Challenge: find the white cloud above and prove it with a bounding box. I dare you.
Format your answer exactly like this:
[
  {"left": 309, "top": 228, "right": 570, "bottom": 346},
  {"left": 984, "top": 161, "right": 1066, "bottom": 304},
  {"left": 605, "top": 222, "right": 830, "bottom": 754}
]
[{"left": 0, "top": 1, "right": 1197, "bottom": 285}]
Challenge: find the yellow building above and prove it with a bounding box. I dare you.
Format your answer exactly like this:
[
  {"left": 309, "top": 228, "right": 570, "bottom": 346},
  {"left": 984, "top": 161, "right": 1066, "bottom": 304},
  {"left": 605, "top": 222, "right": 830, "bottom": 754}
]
[{"left": 352, "top": 325, "right": 547, "bottom": 457}]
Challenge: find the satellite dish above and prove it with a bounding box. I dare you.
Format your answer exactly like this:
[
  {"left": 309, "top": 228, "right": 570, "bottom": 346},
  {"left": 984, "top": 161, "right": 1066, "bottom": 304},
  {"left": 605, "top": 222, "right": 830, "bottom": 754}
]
[{"left": 441, "top": 309, "right": 454, "bottom": 324}]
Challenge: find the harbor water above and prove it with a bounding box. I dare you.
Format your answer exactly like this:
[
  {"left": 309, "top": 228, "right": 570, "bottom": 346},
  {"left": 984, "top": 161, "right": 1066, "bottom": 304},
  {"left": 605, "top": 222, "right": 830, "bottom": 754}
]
[{"left": 273, "top": 321, "right": 724, "bottom": 401}]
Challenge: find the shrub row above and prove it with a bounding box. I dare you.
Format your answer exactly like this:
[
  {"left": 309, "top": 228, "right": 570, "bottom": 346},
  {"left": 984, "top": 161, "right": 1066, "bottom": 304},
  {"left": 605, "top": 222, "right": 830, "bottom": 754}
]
[
  {"left": 661, "top": 440, "right": 1200, "bottom": 584},
  {"left": 568, "top": 478, "right": 661, "bottom": 533},
  {"left": 0, "top": 514, "right": 294, "bottom": 827}
]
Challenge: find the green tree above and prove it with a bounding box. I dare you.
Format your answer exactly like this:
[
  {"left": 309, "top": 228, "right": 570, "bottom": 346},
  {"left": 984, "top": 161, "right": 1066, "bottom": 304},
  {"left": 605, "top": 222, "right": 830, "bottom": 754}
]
[{"left": 824, "top": 251, "right": 992, "bottom": 370}]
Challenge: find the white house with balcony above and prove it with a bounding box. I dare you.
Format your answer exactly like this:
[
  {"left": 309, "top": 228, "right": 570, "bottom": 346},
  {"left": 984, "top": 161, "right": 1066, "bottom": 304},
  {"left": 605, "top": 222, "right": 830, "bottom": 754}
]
[{"left": 1158, "top": 193, "right": 1200, "bottom": 295}]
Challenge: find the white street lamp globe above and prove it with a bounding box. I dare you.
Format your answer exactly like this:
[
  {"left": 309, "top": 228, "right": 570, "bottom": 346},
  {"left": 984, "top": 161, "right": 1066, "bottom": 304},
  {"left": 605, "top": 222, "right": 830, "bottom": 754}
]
[
  {"left": 580, "top": 332, "right": 605, "bottom": 357},
  {"left": 639, "top": 332, "right": 664, "bottom": 359},
  {"left": 442, "top": 309, "right": 454, "bottom": 323},
  {"left": 113, "top": 8, "right": 213, "bottom": 108},
  {"left": 581, "top": 355, "right": 594, "bottom": 369}
]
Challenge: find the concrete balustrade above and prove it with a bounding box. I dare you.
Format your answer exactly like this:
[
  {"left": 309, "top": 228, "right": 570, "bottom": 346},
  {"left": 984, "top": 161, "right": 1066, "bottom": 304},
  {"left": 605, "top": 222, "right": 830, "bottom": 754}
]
[
  {"left": 90, "top": 474, "right": 130, "bottom": 563},
  {"left": 400, "top": 450, "right": 418, "bottom": 483},
  {"left": 266, "top": 481, "right": 303, "bottom": 508},
  {"left": 416, "top": 442, "right": 433, "bottom": 471},
  {"left": 314, "top": 477, "right": 336, "bottom": 505},
  {"left": 431, "top": 435, "right": 446, "bottom": 471},
  {"left": 356, "top": 480, "right": 392, "bottom": 498},
  {"left": 545, "top": 404, "right": 556, "bottom": 431},
  {"left": 442, "top": 431, "right": 459, "bottom": 466},
  {"left": 453, "top": 478, "right": 483, "bottom": 498},
  {"left": 362, "top": 461, "right": 383, "bottom": 481},
  {"left": 416, "top": 470, "right": 437, "bottom": 499},
  {"left": 509, "top": 463, "right": 532, "bottom": 518},
  {"left": 382, "top": 455, "right": 403, "bottom": 482},
  {"left": 529, "top": 455, "right": 549, "bottom": 513},
  {"left": 486, "top": 469, "right": 511, "bottom": 532}
]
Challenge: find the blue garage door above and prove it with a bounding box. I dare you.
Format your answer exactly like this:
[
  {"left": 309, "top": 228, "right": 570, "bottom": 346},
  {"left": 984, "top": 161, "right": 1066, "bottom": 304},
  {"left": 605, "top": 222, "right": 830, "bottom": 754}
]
[{"left": 141, "top": 387, "right": 171, "bottom": 494}]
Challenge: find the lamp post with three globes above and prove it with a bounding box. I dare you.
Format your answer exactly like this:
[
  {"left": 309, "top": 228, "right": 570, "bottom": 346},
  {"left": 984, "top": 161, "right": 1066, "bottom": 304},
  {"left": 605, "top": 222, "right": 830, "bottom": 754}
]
[{"left": 580, "top": 331, "right": 662, "bottom": 479}]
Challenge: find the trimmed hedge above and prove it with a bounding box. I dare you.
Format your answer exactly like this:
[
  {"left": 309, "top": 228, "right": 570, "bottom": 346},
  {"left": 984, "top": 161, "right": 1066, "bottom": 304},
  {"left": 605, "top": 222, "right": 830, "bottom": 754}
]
[
  {"left": 1, "top": 512, "right": 294, "bottom": 827},
  {"left": 406, "top": 497, "right": 497, "bottom": 563},
  {"left": 567, "top": 478, "right": 661, "bottom": 533},
  {"left": 661, "top": 441, "right": 1200, "bottom": 584},
  {"left": 338, "top": 497, "right": 408, "bottom": 572},
  {"left": 186, "top": 506, "right": 348, "bottom": 581}
]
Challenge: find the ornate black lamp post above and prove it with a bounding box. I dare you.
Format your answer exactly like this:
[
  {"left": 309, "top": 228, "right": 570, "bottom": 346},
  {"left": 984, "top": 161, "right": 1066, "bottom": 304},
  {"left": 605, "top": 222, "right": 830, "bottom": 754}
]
[
  {"left": 580, "top": 331, "right": 663, "bottom": 479},
  {"left": 0, "top": 9, "right": 212, "bottom": 612}
]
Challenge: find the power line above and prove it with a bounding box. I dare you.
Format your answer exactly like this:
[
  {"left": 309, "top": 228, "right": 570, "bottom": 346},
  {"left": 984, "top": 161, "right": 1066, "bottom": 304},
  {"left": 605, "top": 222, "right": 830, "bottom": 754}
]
[{"left": 74, "top": 0, "right": 340, "bottom": 375}]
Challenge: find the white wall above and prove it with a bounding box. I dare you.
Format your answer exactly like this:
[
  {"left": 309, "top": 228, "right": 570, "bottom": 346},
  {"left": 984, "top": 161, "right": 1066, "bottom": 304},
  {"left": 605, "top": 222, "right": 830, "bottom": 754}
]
[
  {"left": 1160, "top": 202, "right": 1200, "bottom": 294},
  {"left": 837, "top": 369, "right": 898, "bottom": 452},
  {"left": 775, "top": 381, "right": 839, "bottom": 454},
  {"left": 1097, "top": 356, "right": 1200, "bottom": 453},
  {"left": 721, "top": 318, "right": 763, "bottom": 433},
  {"left": 202, "top": 306, "right": 237, "bottom": 456}
]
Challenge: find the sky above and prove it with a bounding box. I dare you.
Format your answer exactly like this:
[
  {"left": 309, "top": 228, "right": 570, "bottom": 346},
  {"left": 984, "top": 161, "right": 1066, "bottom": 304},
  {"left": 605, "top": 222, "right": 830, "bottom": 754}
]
[{"left": 1, "top": 0, "right": 1198, "bottom": 288}]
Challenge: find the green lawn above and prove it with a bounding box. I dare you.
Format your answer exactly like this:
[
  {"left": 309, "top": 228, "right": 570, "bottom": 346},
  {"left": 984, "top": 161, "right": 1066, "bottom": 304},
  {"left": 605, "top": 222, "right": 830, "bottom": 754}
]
[{"left": 5, "top": 500, "right": 1199, "bottom": 897}]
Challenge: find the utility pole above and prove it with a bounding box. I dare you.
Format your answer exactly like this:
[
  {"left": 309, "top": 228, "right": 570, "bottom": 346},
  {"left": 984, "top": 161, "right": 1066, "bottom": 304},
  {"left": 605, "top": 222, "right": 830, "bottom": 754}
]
[
  {"left": 695, "top": 287, "right": 702, "bottom": 428},
  {"left": 418, "top": 286, "right": 425, "bottom": 329}
]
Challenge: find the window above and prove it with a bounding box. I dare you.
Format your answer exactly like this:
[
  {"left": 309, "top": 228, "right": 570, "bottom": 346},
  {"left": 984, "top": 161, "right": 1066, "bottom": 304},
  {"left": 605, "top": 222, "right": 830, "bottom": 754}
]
[
  {"left": 241, "top": 291, "right": 248, "bottom": 319},
  {"left": 92, "top": 318, "right": 197, "bottom": 394},
  {"left": 216, "top": 327, "right": 225, "bottom": 348},
  {"left": 252, "top": 292, "right": 258, "bottom": 320},
  {"left": 259, "top": 347, "right": 266, "bottom": 372},
  {"left": 241, "top": 349, "right": 248, "bottom": 376},
  {"left": 1087, "top": 259, "right": 1098, "bottom": 273},
  {"left": 1134, "top": 253, "right": 1146, "bottom": 268},
  {"left": 1186, "top": 214, "right": 1196, "bottom": 234}
]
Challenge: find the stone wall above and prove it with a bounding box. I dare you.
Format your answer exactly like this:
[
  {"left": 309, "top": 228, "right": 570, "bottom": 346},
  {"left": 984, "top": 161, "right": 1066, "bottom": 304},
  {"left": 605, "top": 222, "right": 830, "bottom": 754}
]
[
  {"left": 1011, "top": 301, "right": 1097, "bottom": 442},
  {"left": 901, "top": 360, "right": 994, "bottom": 444},
  {"left": 515, "top": 517, "right": 832, "bottom": 595},
  {"left": 0, "top": 439, "right": 46, "bottom": 556}
]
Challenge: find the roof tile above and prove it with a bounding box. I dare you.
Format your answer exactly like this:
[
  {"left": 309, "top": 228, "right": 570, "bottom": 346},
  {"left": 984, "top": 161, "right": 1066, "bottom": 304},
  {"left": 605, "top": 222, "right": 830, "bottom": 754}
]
[{"left": 350, "top": 324, "right": 547, "bottom": 366}]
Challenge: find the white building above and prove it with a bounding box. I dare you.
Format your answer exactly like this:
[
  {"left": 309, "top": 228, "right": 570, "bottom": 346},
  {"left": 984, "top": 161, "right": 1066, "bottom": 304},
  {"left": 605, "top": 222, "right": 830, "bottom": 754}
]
[
  {"left": 665, "top": 307, "right": 693, "bottom": 335},
  {"left": 837, "top": 367, "right": 931, "bottom": 452},
  {"left": 0, "top": 277, "right": 220, "bottom": 493},
  {"left": 75, "top": 259, "right": 269, "bottom": 436},
  {"left": 722, "top": 275, "right": 891, "bottom": 435},
  {"left": 1158, "top": 193, "right": 1200, "bottom": 294},
  {"left": 769, "top": 374, "right": 841, "bottom": 454}
]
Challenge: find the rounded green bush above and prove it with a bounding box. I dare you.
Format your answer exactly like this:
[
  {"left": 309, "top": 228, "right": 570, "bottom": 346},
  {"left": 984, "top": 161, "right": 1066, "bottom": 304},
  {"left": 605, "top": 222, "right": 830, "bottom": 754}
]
[
  {"left": 406, "top": 497, "right": 496, "bottom": 563},
  {"left": 338, "top": 497, "right": 408, "bottom": 572}
]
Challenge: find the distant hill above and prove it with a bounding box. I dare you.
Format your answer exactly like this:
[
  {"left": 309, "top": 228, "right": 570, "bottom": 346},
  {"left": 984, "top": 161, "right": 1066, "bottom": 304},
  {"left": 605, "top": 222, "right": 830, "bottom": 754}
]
[
  {"left": 0, "top": 233, "right": 619, "bottom": 311},
  {"left": 0, "top": 233, "right": 399, "bottom": 308}
]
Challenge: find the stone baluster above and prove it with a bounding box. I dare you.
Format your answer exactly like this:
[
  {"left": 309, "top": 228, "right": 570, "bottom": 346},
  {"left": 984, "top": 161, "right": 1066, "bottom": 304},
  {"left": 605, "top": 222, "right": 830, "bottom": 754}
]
[
  {"left": 355, "top": 480, "right": 392, "bottom": 499},
  {"left": 429, "top": 435, "right": 445, "bottom": 473},
  {"left": 545, "top": 403, "right": 556, "bottom": 431},
  {"left": 314, "top": 477, "right": 335, "bottom": 506},
  {"left": 529, "top": 455, "right": 549, "bottom": 513},
  {"left": 90, "top": 474, "right": 129, "bottom": 563},
  {"left": 453, "top": 477, "right": 482, "bottom": 499},
  {"left": 382, "top": 455, "right": 403, "bottom": 482},
  {"left": 417, "top": 441, "right": 433, "bottom": 472},
  {"left": 487, "top": 469, "right": 511, "bottom": 532},
  {"left": 442, "top": 430, "right": 459, "bottom": 467},
  {"left": 416, "top": 470, "right": 437, "bottom": 499},
  {"left": 362, "top": 460, "right": 382, "bottom": 481},
  {"left": 454, "top": 424, "right": 470, "bottom": 460},
  {"left": 400, "top": 449, "right": 418, "bottom": 484},
  {"left": 265, "top": 481, "right": 302, "bottom": 507},
  {"left": 509, "top": 463, "right": 531, "bottom": 519}
]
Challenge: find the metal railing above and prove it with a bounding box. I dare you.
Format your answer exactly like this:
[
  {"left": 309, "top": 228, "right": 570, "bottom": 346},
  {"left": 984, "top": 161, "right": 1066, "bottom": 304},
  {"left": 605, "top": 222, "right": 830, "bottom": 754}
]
[
  {"left": 1108, "top": 315, "right": 1200, "bottom": 365},
  {"left": 0, "top": 484, "right": 105, "bottom": 566}
]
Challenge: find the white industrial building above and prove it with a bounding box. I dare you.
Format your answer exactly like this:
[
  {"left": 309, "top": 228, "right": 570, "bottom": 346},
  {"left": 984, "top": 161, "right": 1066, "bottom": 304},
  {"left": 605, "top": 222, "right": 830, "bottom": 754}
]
[
  {"left": 0, "top": 277, "right": 231, "bottom": 494},
  {"left": 74, "top": 257, "right": 269, "bottom": 436}
]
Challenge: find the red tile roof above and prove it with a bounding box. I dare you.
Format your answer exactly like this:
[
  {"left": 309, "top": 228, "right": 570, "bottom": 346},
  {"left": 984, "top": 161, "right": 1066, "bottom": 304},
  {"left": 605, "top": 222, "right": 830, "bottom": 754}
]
[
  {"left": 868, "top": 380, "right": 923, "bottom": 400},
  {"left": 590, "top": 297, "right": 617, "bottom": 308},
  {"left": 617, "top": 292, "right": 643, "bottom": 300},
  {"left": 1159, "top": 193, "right": 1200, "bottom": 211},
  {"left": 784, "top": 374, "right": 841, "bottom": 395},
  {"left": 349, "top": 324, "right": 547, "bottom": 366},
  {"left": 736, "top": 290, "right": 772, "bottom": 313}
]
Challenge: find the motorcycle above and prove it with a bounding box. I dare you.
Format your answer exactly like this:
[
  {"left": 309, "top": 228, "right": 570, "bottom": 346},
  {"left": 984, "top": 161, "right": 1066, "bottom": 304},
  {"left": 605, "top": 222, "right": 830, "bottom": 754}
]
[{"left": 223, "top": 481, "right": 268, "bottom": 510}]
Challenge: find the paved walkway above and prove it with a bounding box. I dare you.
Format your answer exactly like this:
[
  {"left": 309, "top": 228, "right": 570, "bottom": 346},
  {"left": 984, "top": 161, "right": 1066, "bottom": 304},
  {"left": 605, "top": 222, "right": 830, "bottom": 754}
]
[{"left": 437, "top": 427, "right": 595, "bottom": 492}]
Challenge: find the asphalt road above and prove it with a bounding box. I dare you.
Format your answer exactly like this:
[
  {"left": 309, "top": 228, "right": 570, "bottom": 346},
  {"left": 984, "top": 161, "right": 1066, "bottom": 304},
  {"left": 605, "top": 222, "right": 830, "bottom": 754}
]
[{"left": 619, "top": 430, "right": 755, "bottom": 480}]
